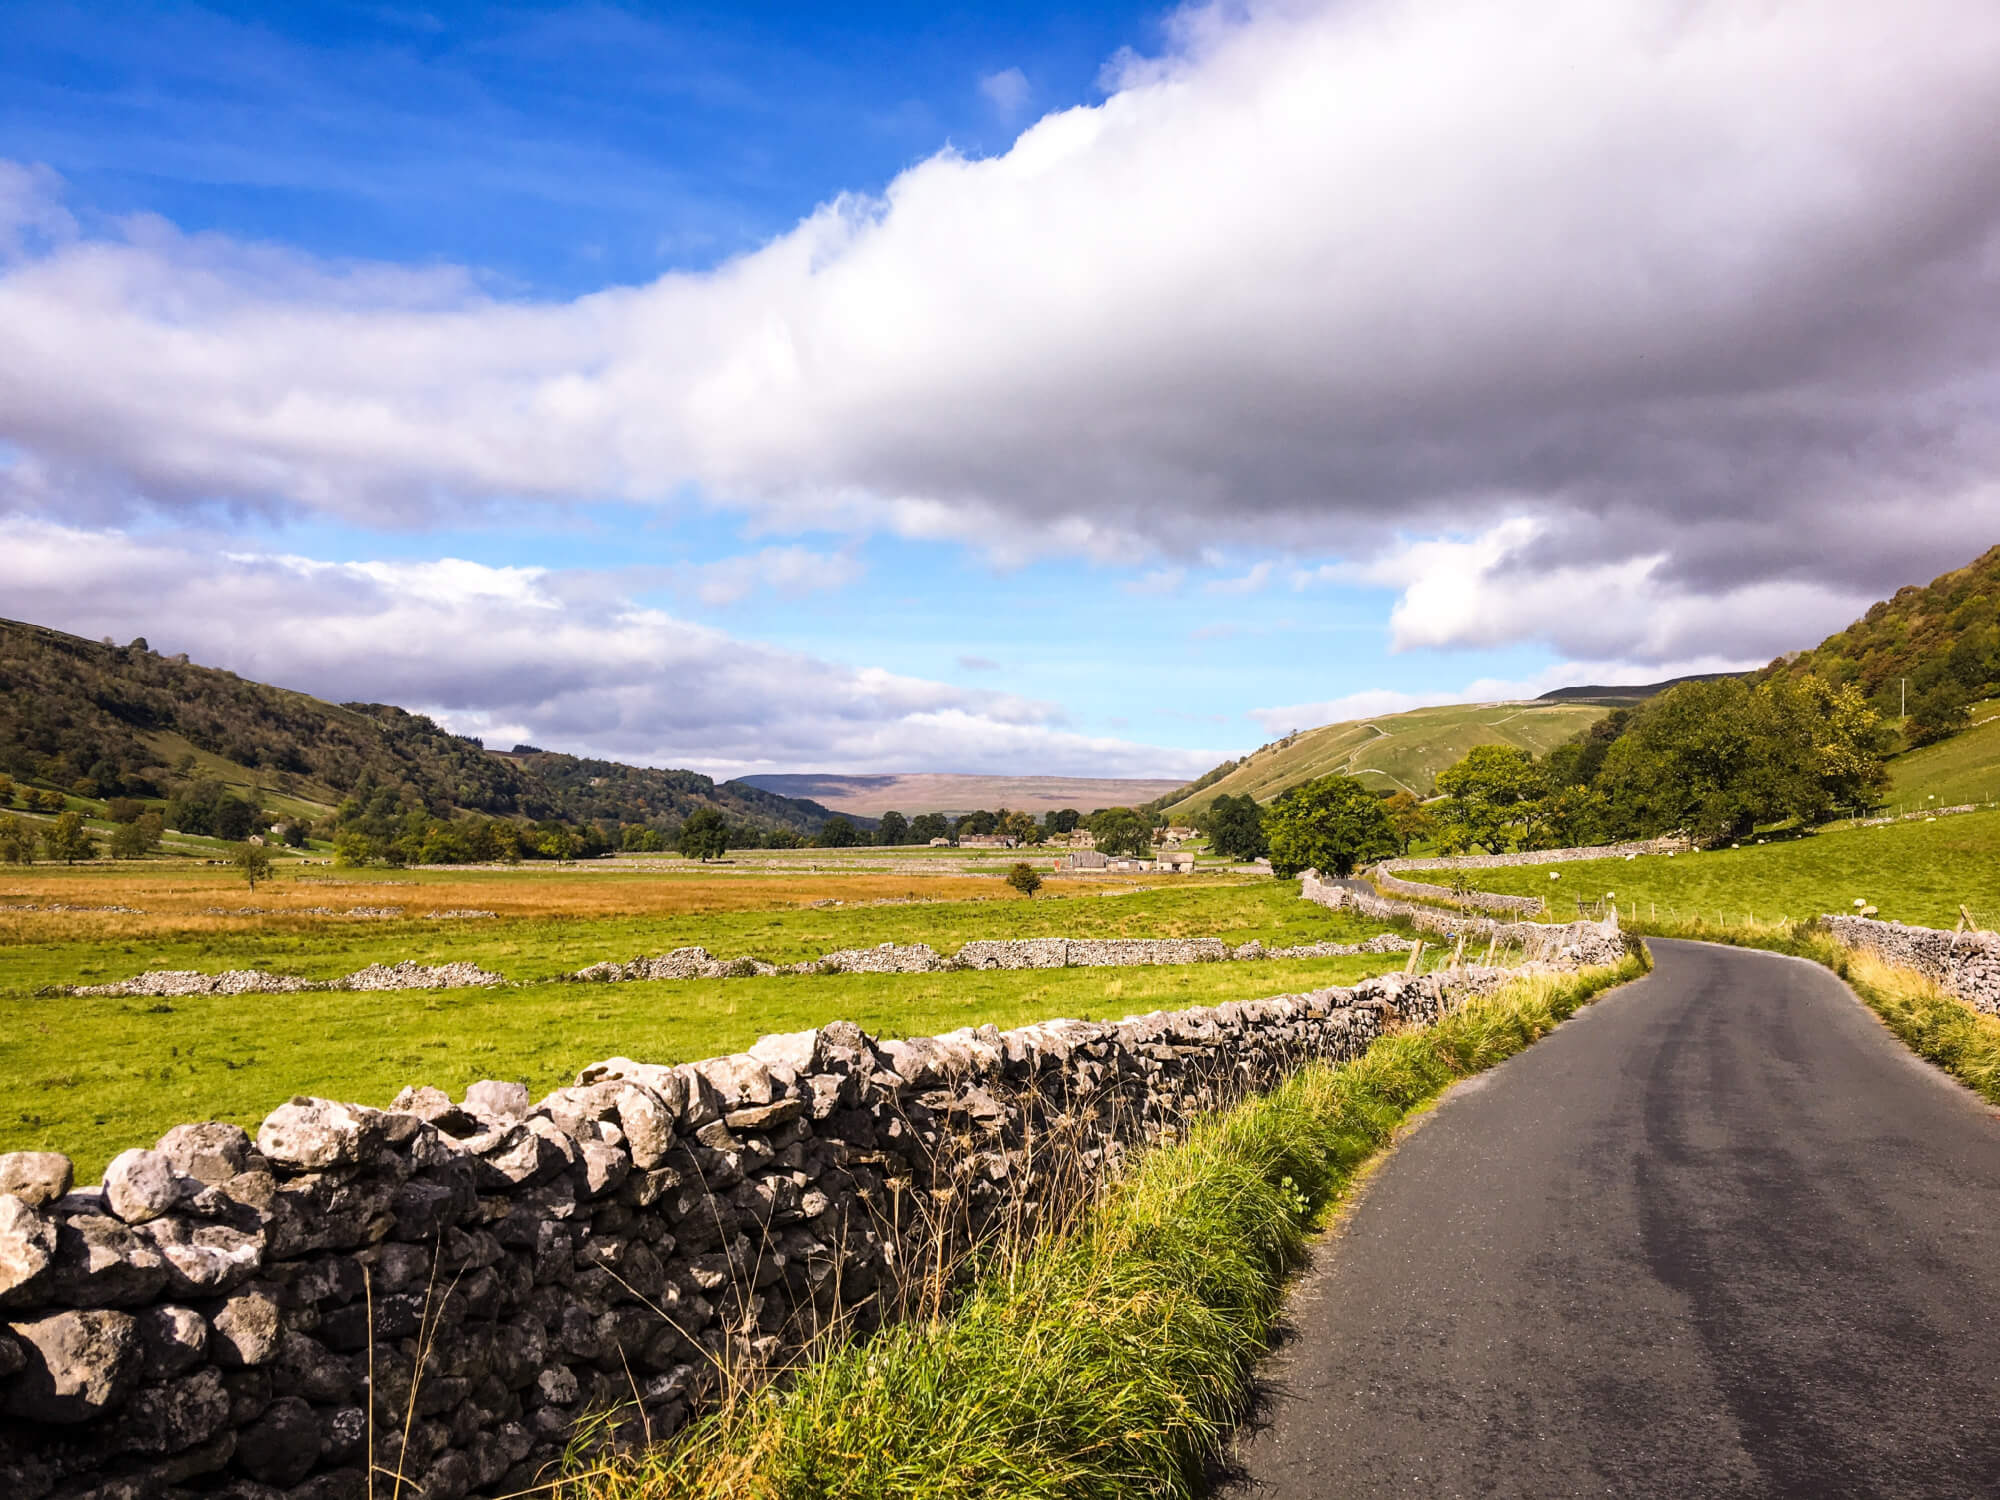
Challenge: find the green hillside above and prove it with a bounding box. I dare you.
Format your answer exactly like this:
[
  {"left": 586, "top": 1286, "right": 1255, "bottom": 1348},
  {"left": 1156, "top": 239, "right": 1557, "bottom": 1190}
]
[
  {"left": 1164, "top": 700, "right": 1608, "bottom": 817},
  {"left": 0, "top": 617, "right": 842, "bottom": 838},
  {"left": 1767, "top": 544, "right": 2000, "bottom": 713},
  {"left": 1884, "top": 700, "right": 2000, "bottom": 809}
]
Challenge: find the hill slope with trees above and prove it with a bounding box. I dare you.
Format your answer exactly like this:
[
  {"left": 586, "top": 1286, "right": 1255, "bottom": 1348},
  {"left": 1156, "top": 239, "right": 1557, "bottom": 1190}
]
[
  {"left": 0, "top": 617, "right": 844, "bottom": 841},
  {"left": 1765, "top": 544, "right": 2000, "bottom": 746}
]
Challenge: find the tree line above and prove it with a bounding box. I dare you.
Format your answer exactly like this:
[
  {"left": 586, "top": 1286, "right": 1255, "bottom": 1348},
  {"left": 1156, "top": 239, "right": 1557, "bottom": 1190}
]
[{"left": 1184, "top": 673, "right": 1896, "bottom": 877}]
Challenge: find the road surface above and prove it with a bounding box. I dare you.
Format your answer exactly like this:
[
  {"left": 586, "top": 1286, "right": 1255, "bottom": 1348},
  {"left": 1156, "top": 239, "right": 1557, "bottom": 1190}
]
[{"left": 1217, "top": 939, "right": 2000, "bottom": 1498}]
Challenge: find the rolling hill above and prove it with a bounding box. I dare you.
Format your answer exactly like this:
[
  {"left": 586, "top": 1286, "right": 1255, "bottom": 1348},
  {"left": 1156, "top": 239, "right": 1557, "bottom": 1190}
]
[
  {"left": 1159, "top": 700, "right": 1610, "bottom": 818},
  {"left": 738, "top": 772, "right": 1190, "bottom": 819},
  {"left": 0, "top": 617, "right": 844, "bottom": 836}
]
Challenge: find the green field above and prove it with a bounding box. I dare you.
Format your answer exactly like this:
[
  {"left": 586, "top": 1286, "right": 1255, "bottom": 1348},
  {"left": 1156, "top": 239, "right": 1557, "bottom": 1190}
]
[
  {"left": 4, "top": 954, "right": 1406, "bottom": 1181},
  {"left": 1421, "top": 808, "right": 2000, "bottom": 930},
  {"left": 1884, "top": 702, "right": 2000, "bottom": 810},
  {"left": 0, "top": 868, "right": 1419, "bottom": 1176},
  {"left": 0, "top": 876, "right": 1379, "bottom": 995},
  {"left": 1167, "top": 700, "right": 1607, "bottom": 815}
]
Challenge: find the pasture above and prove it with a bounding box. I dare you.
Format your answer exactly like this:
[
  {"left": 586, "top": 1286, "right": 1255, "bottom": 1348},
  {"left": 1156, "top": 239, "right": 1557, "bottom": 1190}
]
[
  {"left": 1419, "top": 808, "right": 2000, "bottom": 930},
  {"left": 0, "top": 858, "right": 1410, "bottom": 1177}
]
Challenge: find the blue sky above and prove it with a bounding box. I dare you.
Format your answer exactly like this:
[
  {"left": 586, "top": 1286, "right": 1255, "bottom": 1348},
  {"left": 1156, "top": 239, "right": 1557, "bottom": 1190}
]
[{"left": 4, "top": 2, "right": 1996, "bottom": 777}]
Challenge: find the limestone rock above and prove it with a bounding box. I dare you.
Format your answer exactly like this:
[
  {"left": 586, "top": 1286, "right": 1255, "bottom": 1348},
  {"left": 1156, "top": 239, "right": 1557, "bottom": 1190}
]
[
  {"left": 155, "top": 1122, "right": 252, "bottom": 1185},
  {"left": 462, "top": 1079, "right": 531, "bottom": 1122},
  {"left": 210, "top": 1290, "right": 282, "bottom": 1367},
  {"left": 103, "top": 1149, "right": 179, "bottom": 1225},
  {"left": 3, "top": 1308, "right": 141, "bottom": 1422},
  {"left": 256, "top": 1098, "right": 380, "bottom": 1170},
  {"left": 694, "top": 1054, "right": 774, "bottom": 1110},
  {"left": 117, "top": 1365, "right": 232, "bottom": 1455},
  {"left": 236, "top": 1394, "right": 324, "bottom": 1485},
  {"left": 0, "top": 1193, "right": 56, "bottom": 1306},
  {"left": 0, "top": 1151, "right": 73, "bottom": 1207},
  {"left": 139, "top": 1303, "right": 209, "bottom": 1378}
]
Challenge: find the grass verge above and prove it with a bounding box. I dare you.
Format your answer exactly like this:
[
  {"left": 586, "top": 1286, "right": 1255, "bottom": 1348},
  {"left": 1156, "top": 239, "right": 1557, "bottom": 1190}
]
[{"left": 564, "top": 953, "right": 1647, "bottom": 1500}]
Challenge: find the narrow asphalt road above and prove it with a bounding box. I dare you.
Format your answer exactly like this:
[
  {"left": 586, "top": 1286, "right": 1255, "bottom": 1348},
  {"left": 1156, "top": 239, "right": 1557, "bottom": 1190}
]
[{"left": 1217, "top": 939, "right": 2000, "bottom": 1498}]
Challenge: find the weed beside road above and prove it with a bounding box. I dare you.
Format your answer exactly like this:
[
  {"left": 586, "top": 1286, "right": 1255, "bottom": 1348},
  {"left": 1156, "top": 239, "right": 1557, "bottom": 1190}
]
[{"left": 567, "top": 956, "right": 1646, "bottom": 1500}]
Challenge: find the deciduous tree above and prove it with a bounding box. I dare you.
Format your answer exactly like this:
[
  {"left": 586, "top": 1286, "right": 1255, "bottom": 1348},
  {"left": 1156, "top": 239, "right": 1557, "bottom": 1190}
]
[
  {"left": 1265, "top": 775, "right": 1396, "bottom": 877},
  {"left": 678, "top": 808, "right": 729, "bottom": 861}
]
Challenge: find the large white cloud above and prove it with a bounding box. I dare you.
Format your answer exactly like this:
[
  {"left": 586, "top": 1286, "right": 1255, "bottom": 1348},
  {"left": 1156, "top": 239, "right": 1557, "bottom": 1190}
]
[
  {"left": 3, "top": 0, "right": 2000, "bottom": 663},
  {"left": 0, "top": 519, "right": 1213, "bottom": 779}
]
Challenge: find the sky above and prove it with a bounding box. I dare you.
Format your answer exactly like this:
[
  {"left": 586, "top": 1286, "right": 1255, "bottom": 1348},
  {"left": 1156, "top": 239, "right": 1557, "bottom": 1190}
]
[{"left": 4, "top": 0, "right": 1999, "bottom": 781}]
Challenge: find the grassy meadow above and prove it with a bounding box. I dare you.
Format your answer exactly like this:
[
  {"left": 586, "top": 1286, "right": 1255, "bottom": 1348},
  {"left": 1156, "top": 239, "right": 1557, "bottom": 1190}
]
[
  {"left": 1883, "top": 702, "right": 2000, "bottom": 809},
  {"left": 1166, "top": 699, "right": 1606, "bottom": 814},
  {"left": 0, "top": 860, "right": 1414, "bottom": 1177},
  {"left": 1412, "top": 806, "right": 2000, "bottom": 929}
]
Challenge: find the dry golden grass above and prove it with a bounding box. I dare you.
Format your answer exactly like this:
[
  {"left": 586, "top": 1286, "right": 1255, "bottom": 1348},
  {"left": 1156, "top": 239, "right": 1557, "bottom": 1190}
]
[{"left": 0, "top": 862, "right": 1147, "bottom": 944}]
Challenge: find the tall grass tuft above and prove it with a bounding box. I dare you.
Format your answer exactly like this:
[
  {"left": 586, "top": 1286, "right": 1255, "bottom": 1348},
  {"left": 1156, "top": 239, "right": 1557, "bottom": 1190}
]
[{"left": 566, "top": 956, "right": 1645, "bottom": 1500}]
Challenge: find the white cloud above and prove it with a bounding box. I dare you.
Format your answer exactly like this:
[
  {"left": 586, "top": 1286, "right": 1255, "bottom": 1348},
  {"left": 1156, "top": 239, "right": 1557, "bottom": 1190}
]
[
  {"left": 1, "top": 0, "right": 1999, "bottom": 660},
  {"left": 1366, "top": 516, "right": 1883, "bottom": 664},
  {"left": 1202, "top": 561, "right": 1274, "bottom": 596},
  {"left": 663, "top": 544, "right": 865, "bottom": 606},
  {"left": 979, "top": 67, "right": 1032, "bottom": 118},
  {"left": 0, "top": 518, "right": 1215, "bottom": 779}
]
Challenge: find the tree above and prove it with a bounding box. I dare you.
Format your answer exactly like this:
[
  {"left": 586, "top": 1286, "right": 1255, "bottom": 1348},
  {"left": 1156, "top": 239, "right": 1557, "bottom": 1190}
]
[
  {"left": 678, "top": 807, "right": 729, "bottom": 861},
  {"left": 109, "top": 812, "right": 162, "bottom": 859},
  {"left": 1265, "top": 775, "right": 1397, "bottom": 877},
  {"left": 816, "top": 815, "right": 859, "bottom": 848},
  {"left": 1044, "top": 808, "right": 1081, "bottom": 835},
  {"left": 1435, "top": 745, "right": 1544, "bottom": 853},
  {"left": 1206, "top": 794, "right": 1268, "bottom": 860},
  {"left": 955, "top": 809, "right": 999, "bottom": 838},
  {"left": 1005, "top": 861, "right": 1044, "bottom": 898},
  {"left": 0, "top": 817, "right": 36, "bottom": 864},
  {"left": 1381, "top": 791, "right": 1434, "bottom": 855},
  {"left": 1089, "top": 806, "right": 1153, "bottom": 858},
  {"left": 233, "top": 840, "right": 274, "bottom": 890},
  {"left": 1595, "top": 674, "right": 1890, "bottom": 840},
  {"left": 35, "top": 789, "right": 66, "bottom": 814},
  {"left": 1000, "top": 809, "right": 1042, "bottom": 845},
  {"left": 42, "top": 810, "right": 96, "bottom": 864},
  {"left": 1907, "top": 679, "right": 1973, "bottom": 747},
  {"left": 876, "top": 810, "right": 910, "bottom": 846},
  {"left": 332, "top": 830, "right": 376, "bottom": 867},
  {"left": 910, "top": 812, "right": 950, "bottom": 844}
]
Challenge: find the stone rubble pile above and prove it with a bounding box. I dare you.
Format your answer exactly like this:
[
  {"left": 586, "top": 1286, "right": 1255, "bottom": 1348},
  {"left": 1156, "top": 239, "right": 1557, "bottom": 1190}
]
[
  {"left": 65, "top": 962, "right": 504, "bottom": 1000},
  {"left": 0, "top": 953, "right": 1589, "bottom": 1500},
  {"left": 1819, "top": 913, "right": 2000, "bottom": 1014},
  {"left": 1301, "top": 870, "right": 1630, "bottom": 967},
  {"left": 569, "top": 932, "right": 1417, "bottom": 985}
]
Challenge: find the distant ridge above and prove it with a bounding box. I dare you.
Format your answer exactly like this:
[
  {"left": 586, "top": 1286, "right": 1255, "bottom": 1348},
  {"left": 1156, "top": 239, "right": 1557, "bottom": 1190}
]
[
  {"left": 1536, "top": 673, "right": 1741, "bottom": 706},
  {"left": 737, "top": 772, "right": 1190, "bottom": 819},
  {"left": 0, "top": 616, "right": 846, "bottom": 836}
]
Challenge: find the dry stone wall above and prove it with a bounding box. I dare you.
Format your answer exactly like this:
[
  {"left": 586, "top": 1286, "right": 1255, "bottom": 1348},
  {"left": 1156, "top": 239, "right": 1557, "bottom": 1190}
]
[
  {"left": 1366, "top": 839, "right": 1694, "bottom": 919},
  {"left": 1369, "top": 872, "right": 1546, "bottom": 917},
  {"left": 1300, "top": 871, "right": 1629, "bottom": 967},
  {"left": 1820, "top": 914, "right": 2000, "bottom": 1015},
  {"left": 1378, "top": 836, "right": 1692, "bottom": 873},
  {"left": 0, "top": 961, "right": 1539, "bottom": 1500},
  {"left": 570, "top": 932, "right": 1414, "bottom": 984}
]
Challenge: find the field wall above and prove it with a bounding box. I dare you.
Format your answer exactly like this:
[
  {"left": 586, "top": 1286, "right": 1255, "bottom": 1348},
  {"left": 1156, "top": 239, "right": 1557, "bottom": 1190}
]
[
  {"left": 1301, "top": 870, "right": 1629, "bottom": 966},
  {"left": 2, "top": 959, "right": 1562, "bottom": 1500},
  {"left": 1821, "top": 914, "right": 2000, "bottom": 1015},
  {"left": 1378, "top": 835, "right": 1692, "bottom": 873}
]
